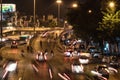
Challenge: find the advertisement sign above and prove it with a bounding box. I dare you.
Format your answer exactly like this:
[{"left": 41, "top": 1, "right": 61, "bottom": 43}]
[
  {"left": 1, "top": 4, "right": 16, "bottom": 13},
  {"left": 0, "top": 4, "right": 16, "bottom": 20}
]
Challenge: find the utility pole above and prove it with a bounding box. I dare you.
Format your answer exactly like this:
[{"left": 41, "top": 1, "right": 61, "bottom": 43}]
[
  {"left": 33, "top": 0, "right": 36, "bottom": 35},
  {"left": 0, "top": 0, "right": 2, "bottom": 40}
]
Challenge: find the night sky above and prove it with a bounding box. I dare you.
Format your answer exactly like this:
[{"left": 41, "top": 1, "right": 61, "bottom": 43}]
[{"left": 3, "top": 0, "right": 82, "bottom": 18}]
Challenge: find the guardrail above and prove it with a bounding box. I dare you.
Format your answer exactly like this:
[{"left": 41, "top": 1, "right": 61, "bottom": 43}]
[
  {"left": 2, "top": 27, "right": 50, "bottom": 33},
  {"left": 2, "top": 27, "right": 64, "bottom": 34}
]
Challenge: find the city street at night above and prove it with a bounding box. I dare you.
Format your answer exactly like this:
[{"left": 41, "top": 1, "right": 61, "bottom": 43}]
[{"left": 0, "top": 0, "right": 120, "bottom": 80}]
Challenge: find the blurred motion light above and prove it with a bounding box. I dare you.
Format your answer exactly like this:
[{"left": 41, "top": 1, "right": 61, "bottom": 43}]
[{"left": 5, "top": 62, "right": 17, "bottom": 72}]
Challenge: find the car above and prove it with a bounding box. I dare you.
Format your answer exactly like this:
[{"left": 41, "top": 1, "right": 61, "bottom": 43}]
[
  {"left": 0, "top": 42, "right": 5, "bottom": 48},
  {"left": 109, "top": 56, "right": 120, "bottom": 69},
  {"left": 92, "top": 51, "right": 102, "bottom": 58},
  {"left": 72, "top": 50, "right": 79, "bottom": 57},
  {"left": 79, "top": 44, "right": 85, "bottom": 51},
  {"left": 64, "top": 51, "right": 71, "bottom": 57},
  {"left": 91, "top": 65, "right": 118, "bottom": 79},
  {"left": 87, "top": 46, "right": 98, "bottom": 53},
  {"left": 79, "top": 56, "right": 89, "bottom": 64},
  {"left": 11, "top": 41, "right": 18, "bottom": 48},
  {"left": 0, "top": 37, "right": 7, "bottom": 42},
  {"left": 91, "top": 71, "right": 108, "bottom": 80},
  {"left": 19, "top": 40, "right": 27, "bottom": 45},
  {"left": 102, "top": 56, "right": 110, "bottom": 63},
  {"left": 19, "top": 35, "right": 29, "bottom": 44},
  {"left": 79, "top": 52, "right": 91, "bottom": 58},
  {"left": 71, "top": 59, "right": 84, "bottom": 73},
  {"left": 36, "top": 52, "right": 47, "bottom": 62},
  {"left": 91, "top": 65, "right": 109, "bottom": 79},
  {"left": 5, "top": 60, "right": 17, "bottom": 72},
  {"left": 71, "top": 63, "right": 84, "bottom": 73},
  {"left": 109, "top": 60, "right": 120, "bottom": 69}
]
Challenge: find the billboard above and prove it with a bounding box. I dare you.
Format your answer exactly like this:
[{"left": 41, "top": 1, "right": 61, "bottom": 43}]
[
  {"left": 0, "top": 4, "right": 16, "bottom": 20},
  {"left": 1, "top": 4, "right": 16, "bottom": 13}
]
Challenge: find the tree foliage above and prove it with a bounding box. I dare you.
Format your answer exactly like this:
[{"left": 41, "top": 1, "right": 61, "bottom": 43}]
[{"left": 98, "top": 9, "right": 120, "bottom": 42}]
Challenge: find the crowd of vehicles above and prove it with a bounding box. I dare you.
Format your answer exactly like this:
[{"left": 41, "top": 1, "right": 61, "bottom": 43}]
[
  {"left": 0, "top": 28, "right": 120, "bottom": 80},
  {"left": 62, "top": 37, "right": 120, "bottom": 80},
  {"left": 91, "top": 65, "right": 118, "bottom": 80}
]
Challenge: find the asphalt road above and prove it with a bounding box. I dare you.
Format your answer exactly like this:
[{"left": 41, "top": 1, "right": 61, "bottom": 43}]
[{"left": 1, "top": 33, "right": 120, "bottom": 80}]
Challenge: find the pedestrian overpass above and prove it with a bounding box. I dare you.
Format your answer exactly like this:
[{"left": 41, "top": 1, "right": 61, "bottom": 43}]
[{"left": 2, "top": 27, "right": 64, "bottom": 37}]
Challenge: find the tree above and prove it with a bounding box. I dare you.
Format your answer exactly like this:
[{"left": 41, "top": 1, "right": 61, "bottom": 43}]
[{"left": 98, "top": 9, "right": 120, "bottom": 42}]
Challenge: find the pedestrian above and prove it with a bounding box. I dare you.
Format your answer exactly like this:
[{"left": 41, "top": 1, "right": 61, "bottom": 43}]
[
  {"left": 21, "top": 50, "right": 24, "bottom": 57},
  {"left": 44, "top": 49, "right": 48, "bottom": 55},
  {"left": 27, "top": 46, "right": 30, "bottom": 52},
  {"left": 50, "top": 50, "right": 54, "bottom": 56},
  {"left": 30, "top": 46, "right": 33, "bottom": 53},
  {"left": 40, "top": 40, "right": 42, "bottom": 48}
]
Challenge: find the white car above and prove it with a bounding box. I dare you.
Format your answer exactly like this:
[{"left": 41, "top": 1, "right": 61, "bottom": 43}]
[
  {"left": 79, "top": 52, "right": 91, "bottom": 64},
  {"left": 79, "top": 56, "right": 89, "bottom": 64},
  {"left": 79, "top": 52, "right": 91, "bottom": 58},
  {"left": 64, "top": 51, "right": 71, "bottom": 57},
  {"left": 36, "top": 52, "right": 47, "bottom": 61},
  {"left": 5, "top": 61, "right": 17, "bottom": 72},
  {"left": 71, "top": 64, "right": 84, "bottom": 73},
  {"left": 71, "top": 59, "right": 84, "bottom": 73}
]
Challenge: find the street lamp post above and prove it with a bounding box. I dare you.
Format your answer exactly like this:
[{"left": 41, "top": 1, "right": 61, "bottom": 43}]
[
  {"left": 56, "top": 0, "right": 62, "bottom": 27},
  {"left": 0, "top": 0, "right": 2, "bottom": 40},
  {"left": 108, "top": 1, "right": 115, "bottom": 13},
  {"left": 33, "top": 0, "right": 36, "bottom": 34}
]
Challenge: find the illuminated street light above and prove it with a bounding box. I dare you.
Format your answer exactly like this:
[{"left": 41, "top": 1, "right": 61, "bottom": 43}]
[
  {"left": 108, "top": 1, "right": 116, "bottom": 13},
  {"left": 56, "top": 0, "right": 62, "bottom": 27},
  {"left": 109, "top": 1, "right": 115, "bottom": 8},
  {"left": 88, "top": 10, "right": 92, "bottom": 13},
  {"left": 56, "top": 0, "right": 62, "bottom": 4},
  {"left": 72, "top": 3, "right": 78, "bottom": 8}
]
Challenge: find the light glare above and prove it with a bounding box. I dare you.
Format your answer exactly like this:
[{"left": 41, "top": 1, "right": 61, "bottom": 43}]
[
  {"left": 56, "top": 0, "right": 62, "bottom": 4},
  {"left": 109, "top": 1, "right": 115, "bottom": 8},
  {"left": 72, "top": 3, "right": 78, "bottom": 8}
]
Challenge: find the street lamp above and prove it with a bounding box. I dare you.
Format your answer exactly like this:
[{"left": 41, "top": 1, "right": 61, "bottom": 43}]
[
  {"left": 33, "top": 0, "right": 36, "bottom": 34},
  {"left": 72, "top": 2, "right": 78, "bottom": 8},
  {"left": 109, "top": 1, "right": 115, "bottom": 8},
  {"left": 56, "top": 0, "right": 62, "bottom": 27},
  {"left": 88, "top": 9, "right": 92, "bottom": 14},
  {"left": 108, "top": 1, "right": 116, "bottom": 12},
  {"left": 0, "top": 0, "right": 2, "bottom": 40}
]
